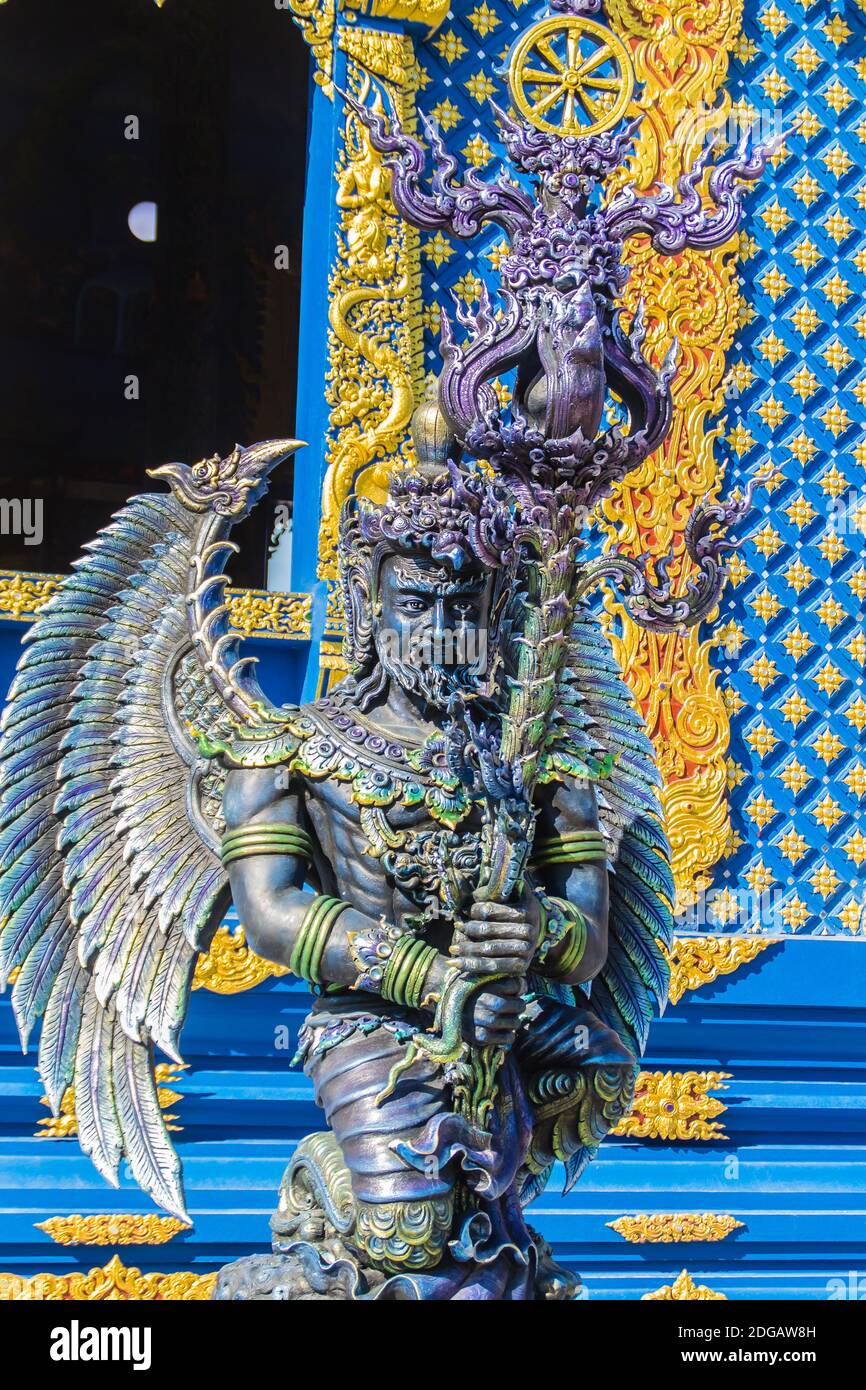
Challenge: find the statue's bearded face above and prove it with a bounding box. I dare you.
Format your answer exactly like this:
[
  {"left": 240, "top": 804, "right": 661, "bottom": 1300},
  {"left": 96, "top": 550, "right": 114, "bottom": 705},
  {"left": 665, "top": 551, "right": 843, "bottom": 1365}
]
[{"left": 374, "top": 553, "right": 492, "bottom": 710}]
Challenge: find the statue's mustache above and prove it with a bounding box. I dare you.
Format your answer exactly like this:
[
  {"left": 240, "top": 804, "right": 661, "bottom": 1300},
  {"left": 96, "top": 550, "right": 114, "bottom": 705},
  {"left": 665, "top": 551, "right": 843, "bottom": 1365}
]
[{"left": 375, "top": 632, "right": 479, "bottom": 708}]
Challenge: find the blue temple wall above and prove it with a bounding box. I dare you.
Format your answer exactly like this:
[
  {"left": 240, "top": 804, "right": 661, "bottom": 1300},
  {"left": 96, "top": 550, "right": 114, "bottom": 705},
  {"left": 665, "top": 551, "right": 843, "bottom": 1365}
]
[{"left": 0, "top": 0, "right": 864, "bottom": 1301}]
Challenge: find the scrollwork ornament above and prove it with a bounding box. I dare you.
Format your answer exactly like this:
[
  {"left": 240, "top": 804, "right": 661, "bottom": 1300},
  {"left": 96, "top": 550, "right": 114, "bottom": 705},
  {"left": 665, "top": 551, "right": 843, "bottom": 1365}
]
[
  {"left": 600, "top": 0, "right": 749, "bottom": 907},
  {"left": 0, "top": 1254, "right": 215, "bottom": 1302},
  {"left": 642, "top": 1268, "right": 728, "bottom": 1300},
  {"left": 608, "top": 1212, "right": 744, "bottom": 1243},
  {"left": 35, "top": 1214, "right": 189, "bottom": 1247}
]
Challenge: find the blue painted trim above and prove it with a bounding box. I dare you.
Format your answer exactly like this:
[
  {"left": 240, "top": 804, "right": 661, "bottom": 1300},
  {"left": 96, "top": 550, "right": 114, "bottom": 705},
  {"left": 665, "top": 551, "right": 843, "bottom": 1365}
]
[{"left": 288, "top": 62, "right": 343, "bottom": 701}]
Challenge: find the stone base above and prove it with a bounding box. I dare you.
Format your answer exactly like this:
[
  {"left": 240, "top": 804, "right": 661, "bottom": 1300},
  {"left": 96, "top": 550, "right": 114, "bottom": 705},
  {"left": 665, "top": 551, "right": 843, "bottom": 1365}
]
[
  {"left": 212, "top": 1226, "right": 584, "bottom": 1301},
  {"left": 212, "top": 1244, "right": 387, "bottom": 1301},
  {"left": 211, "top": 1152, "right": 584, "bottom": 1301}
]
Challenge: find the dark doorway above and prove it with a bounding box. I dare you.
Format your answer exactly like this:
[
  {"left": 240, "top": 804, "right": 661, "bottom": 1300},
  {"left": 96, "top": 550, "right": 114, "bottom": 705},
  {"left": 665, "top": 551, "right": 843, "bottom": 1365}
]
[{"left": 0, "top": 0, "right": 308, "bottom": 586}]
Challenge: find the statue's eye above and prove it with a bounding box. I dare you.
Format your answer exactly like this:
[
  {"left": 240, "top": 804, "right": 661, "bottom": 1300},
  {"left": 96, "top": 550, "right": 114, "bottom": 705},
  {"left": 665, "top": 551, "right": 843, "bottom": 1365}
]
[
  {"left": 450, "top": 600, "right": 478, "bottom": 618},
  {"left": 400, "top": 597, "right": 427, "bottom": 613}
]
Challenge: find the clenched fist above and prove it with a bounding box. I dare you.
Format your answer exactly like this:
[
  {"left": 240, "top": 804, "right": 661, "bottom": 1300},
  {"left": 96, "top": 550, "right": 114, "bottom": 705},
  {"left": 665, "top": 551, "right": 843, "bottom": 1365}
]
[
  {"left": 449, "top": 900, "right": 539, "bottom": 978},
  {"left": 462, "top": 976, "right": 525, "bottom": 1048}
]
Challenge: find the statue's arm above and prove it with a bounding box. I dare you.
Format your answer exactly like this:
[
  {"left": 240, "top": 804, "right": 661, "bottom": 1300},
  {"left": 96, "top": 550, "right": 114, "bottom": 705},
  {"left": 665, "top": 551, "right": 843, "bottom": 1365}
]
[
  {"left": 529, "top": 778, "right": 609, "bottom": 985},
  {"left": 223, "top": 767, "right": 451, "bottom": 1005}
]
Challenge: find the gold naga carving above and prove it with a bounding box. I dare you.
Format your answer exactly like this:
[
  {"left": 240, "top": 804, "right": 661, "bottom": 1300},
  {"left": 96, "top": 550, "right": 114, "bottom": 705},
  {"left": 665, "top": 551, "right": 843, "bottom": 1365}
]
[
  {"left": 0, "top": 1254, "right": 216, "bottom": 1302},
  {"left": 642, "top": 1268, "right": 728, "bottom": 1301},
  {"left": 667, "top": 935, "right": 780, "bottom": 1005},
  {"left": 193, "top": 923, "right": 289, "bottom": 993},
  {"left": 0, "top": 569, "right": 311, "bottom": 640},
  {"left": 36, "top": 1065, "right": 184, "bottom": 1141},
  {"left": 603, "top": 0, "right": 747, "bottom": 909},
  {"left": 35, "top": 1214, "right": 189, "bottom": 1247},
  {"left": 613, "top": 1070, "right": 731, "bottom": 1141},
  {"left": 317, "top": 31, "right": 425, "bottom": 682},
  {"left": 608, "top": 1213, "right": 744, "bottom": 1244}
]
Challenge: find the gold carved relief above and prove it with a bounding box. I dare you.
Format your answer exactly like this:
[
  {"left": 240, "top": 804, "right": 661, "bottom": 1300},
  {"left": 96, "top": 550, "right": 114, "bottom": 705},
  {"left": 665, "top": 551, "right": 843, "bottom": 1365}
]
[
  {"left": 317, "top": 33, "right": 424, "bottom": 594},
  {"left": 284, "top": 0, "right": 448, "bottom": 98},
  {"left": 35, "top": 1214, "right": 189, "bottom": 1247},
  {"left": 603, "top": 0, "right": 746, "bottom": 909},
  {"left": 667, "top": 935, "right": 779, "bottom": 1004},
  {"left": 0, "top": 1254, "right": 215, "bottom": 1301},
  {"left": 608, "top": 1213, "right": 743, "bottom": 1243},
  {"left": 643, "top": 1268, "right": 728, "bottom": 1300},
  {"left": 193, "top": 924, "right": 289, "bottom": 993},
  {"left": 613, "top": 1069, "right": 730, "bottom": 1141},
  {"left": 36, "top": 1065, "right": 184, "bottom": 1141},
  {"left": 0, "top": 570, "right": 311, "bottom": 640}
]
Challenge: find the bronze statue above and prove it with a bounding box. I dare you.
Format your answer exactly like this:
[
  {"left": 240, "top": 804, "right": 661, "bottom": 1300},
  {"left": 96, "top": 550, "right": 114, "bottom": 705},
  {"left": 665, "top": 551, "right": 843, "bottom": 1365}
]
[{"left": 0, "top": 10, "right": 771, "bottom": 1298}]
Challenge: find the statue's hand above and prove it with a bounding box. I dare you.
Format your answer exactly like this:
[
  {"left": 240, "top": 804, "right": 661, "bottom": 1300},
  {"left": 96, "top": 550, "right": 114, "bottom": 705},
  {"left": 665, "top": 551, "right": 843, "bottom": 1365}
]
[
  {"left": 449, "top": 901, "right": 539, "bottom": 977},
  {"left": 462, "top": 976, "right": 524, "bottom": 1048}
]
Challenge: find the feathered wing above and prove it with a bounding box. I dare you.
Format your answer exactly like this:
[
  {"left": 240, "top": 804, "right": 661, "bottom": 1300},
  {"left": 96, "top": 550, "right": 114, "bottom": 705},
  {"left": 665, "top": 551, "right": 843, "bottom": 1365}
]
[
  {"left": 0, "top": 494, "right": 244, "bottom": 1220},
  {"left": 538, "top": 601, "right": 674, "bottom": 1189}
]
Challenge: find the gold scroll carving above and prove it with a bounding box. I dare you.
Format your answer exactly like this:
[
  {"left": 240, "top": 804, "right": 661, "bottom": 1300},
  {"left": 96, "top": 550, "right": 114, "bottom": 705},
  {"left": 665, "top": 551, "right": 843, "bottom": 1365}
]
[
  {"left": 604, "top": 0, "right": 746, "bottom": 909},
  {"left": 642, "top": 1268, "right": 728, "bottom": 1300},
  {"left": 192, "top": 924, "right": 289, "bottom": 993},
  {"left": 608, "top": 1213, "right": 743, "bottom": 1243},
  {"left": 0, "top": 570, "right": 311, "bottom": 640},
  {"left": 316, "top": 29, "right": 425, "bottom": 682},
  {"left": 284, "top": 0, "right": 448, "bottom": 96},
  {"left": 35, "top": 1214, "right": 189, "bottom": 1247},
  {"left": 0, "top": 1254, "right": 215, "bottom": 1301},
  {"left": 667, "top": 934, "right": 779, "bottom": 1004},
  {"left": 36, "top": 1065, "right": 184, "bottom": 1141},
  {"left": 613, "top": 1069, "right": 731, "bottom": 1141}
]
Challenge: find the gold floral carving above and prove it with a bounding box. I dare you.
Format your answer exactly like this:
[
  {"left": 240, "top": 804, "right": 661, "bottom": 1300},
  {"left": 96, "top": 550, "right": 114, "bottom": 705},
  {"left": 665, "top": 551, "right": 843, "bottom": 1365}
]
[
  {"left": 0, "top": 569, "right": 311, "bottom": 640},
  {"left": 192, "top": 924, "right": 289, "bottom": 993},
  {"left": 225, "top": 587, "right": 311, "bottom": 641},
  {"left": 287, "top": 0, "right": 339, "bottom": 95},
  {"left": 613, "top": 1070, "right": 730, "bottom": 1141},
  {"left": 603, "top": 0, "right": 745, "bottom": 909},
  {"left": 36, "top": 1065, "right": 184, "bottom": 1140},
  {"left": 0, "top": 570, "right": 61, "bottom": 621},
  {"left": 608, "top": 1213, "right": 743, "bottom": 1243},
  {"left": 642, "top": 1268, "right": 728, "bottom": 1301},
  {"left": 0, "top": 1254, "right": 216, "bottom": 1302},
  {"left": 317, "top": 32, "right": 424, "bottom": 617},
  {"left": 667, "top": 935, "right": 779, "bottom": 1005},
  {"left": 35, "top": 1214, "right": 189, "bottom": 1247},
  {"left": 343, "top": 0, "right": 450, "bottom": 30},
  {"left": 285, "top": 0, "right": 448, "bottom": 98}
]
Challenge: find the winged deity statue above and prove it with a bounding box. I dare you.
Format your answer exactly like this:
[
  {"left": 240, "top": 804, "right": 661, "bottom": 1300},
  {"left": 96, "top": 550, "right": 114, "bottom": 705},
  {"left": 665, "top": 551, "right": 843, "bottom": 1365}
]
[{"left": 0, "top": 6, "right": 771, "bottom": 1300}]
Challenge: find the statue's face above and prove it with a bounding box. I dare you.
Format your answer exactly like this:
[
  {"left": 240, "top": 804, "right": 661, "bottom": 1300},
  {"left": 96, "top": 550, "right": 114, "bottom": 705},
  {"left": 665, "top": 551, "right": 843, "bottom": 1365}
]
[{"left": 374, "top": 552, "right": 492, "bottom": 710}]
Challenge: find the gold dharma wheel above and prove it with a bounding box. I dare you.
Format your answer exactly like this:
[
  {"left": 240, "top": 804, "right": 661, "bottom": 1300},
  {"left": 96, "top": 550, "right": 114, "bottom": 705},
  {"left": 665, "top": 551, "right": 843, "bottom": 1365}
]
[{"left": 507, "top": 16, "right": 635, "bottom": 138}]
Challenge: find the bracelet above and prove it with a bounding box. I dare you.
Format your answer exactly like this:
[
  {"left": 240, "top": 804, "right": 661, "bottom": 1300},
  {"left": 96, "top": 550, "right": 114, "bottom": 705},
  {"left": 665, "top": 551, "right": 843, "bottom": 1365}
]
[
  {"left": 530, "top": 830, "right": 607, "bottom": 869},
  {"left": 221, "top": 823, "right": 315, "bottom": 867},
  {"left": 347, "top": 918, "right": 403, "bottom": 994},
  {"left": 381, "top": 934, "right": 439, "bottom": 1010},
  {"left": 347, "top": 922, "right": 438, "bottom": 1010},
  {"left": 539, "top": 897, "right": 587, "bottom": 979},
  {"left": 289, "top": 895, "right": 349, "bottom": 986}
]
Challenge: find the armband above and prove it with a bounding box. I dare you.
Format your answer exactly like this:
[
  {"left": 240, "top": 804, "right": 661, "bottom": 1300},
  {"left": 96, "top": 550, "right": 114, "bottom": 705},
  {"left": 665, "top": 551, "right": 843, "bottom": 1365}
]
[
  {"left": 221, "top": 823, "right": 315, "bottom": 867},
  {"left": 347, "top": 920, "right": 437, "bottom": 1010},
  {"left": 530, "top": 830, "right": 607, "bottom": 870},
  {"left": 289, "top": 895, "right": 349, "bottom": 986},
  {"left": 537, "top": 897, "right": 588, "bottom": 979}
]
